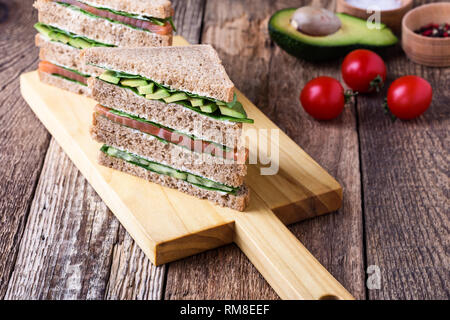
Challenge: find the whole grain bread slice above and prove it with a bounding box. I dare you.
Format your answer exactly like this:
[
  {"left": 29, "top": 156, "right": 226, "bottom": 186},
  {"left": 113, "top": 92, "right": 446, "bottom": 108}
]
[
  {"left": 81, "top": 45, "right": 235, "bottom": 102},
  {"left": 34, "top": 0, "right": 172, "bottom": 47},
  {"left": 99, "top": 152, "right": 250, "bottom": 211},
  {"left": 92, "top": 113, "right": 247, "bottom": 187},
  {"left": 89, "top": 78, "right": 243, "bottom": 148},
  {"left": 36, "top": 34, "right": 103, "bottom": 76},
  {"left": 38, "top": 70, "right": 91, "bottom": 96}
]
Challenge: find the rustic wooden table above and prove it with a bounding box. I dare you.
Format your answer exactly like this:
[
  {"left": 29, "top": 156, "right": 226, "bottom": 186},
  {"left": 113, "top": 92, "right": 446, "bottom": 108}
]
[{"left": 0, "top": 0, "right": 448, "bottom": 300}]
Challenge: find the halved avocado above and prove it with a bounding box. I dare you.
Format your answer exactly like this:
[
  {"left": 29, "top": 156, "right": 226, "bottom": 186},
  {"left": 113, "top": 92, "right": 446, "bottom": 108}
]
[{"left": 268, "top": 9, "right": 398, "bottom": 61}]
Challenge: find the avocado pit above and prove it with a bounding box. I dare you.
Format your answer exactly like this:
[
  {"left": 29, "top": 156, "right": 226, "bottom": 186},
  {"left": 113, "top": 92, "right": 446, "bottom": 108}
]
[{"left": 290, "top": 6, "right": 341, "bottom": 36}]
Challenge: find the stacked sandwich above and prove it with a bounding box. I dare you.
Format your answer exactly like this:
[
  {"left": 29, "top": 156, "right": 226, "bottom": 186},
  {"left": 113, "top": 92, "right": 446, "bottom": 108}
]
[
  {"left": 81, "top": 45, "right": 253, "bottom": 211},
  {"left": 33, "top": 0, "right": 174, "bottom": 96}
]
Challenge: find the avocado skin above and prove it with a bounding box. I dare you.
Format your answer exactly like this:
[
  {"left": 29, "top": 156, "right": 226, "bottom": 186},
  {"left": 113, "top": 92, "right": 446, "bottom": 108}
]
[{"left": 268, "top": 10, "right": 397, "bottom": 62}]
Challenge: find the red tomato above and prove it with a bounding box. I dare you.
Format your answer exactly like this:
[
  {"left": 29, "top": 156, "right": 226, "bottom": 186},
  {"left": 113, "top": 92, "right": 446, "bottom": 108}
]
[
  {"left": 341, "top": 49, "right": 386, "bottom": 93},
  {"left": 386, "top": 76, "right": 432, "bottom": 120},
  {"left": 300, "top": 76, "right": 346, "bottom": 120}
]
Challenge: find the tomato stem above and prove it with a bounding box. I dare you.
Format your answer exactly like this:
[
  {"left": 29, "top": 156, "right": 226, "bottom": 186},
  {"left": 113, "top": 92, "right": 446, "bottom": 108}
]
[
  {"left": 383, "top": 98, "right": 397, "bottom": 121},
  {"left": 344, "top": 90, "right": 357, "bottom": 104},
  {"left": 370, "top": 75, "right": 384, "bottom": 93}
]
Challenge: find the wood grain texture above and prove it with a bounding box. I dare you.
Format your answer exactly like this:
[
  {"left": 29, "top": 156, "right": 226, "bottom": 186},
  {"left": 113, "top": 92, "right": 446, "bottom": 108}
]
[
  {"left": 5, "top": 140, "right": 119, "bottom": 299},
  {"left": 2, "top": 0, "right": 206, "bottom": 301},
  {"left": 0, "top": 0, "right": 50, "bottom": 298},
  {"left": 217, "top": 193, "right": 354, "bottom": 300},
  {"left": 20, "top": 51, "right": 343, "bottom": 265},
  {"left": 165, "top": 0, "right": 365, "bottom": 300},
  {"left": 105, "top": 229, "right": 166, "bottom": 300},
  {"left": 102, "top": 0, "right": 206, "bottom": 300},
  {"left": 358, "top": 44, "right": 450, "bottom": 299},
  {"left": 172, "top": 0, "right": 206, "bottom": 44},
  {"left": 2, "top": 0, "right": 447, "bottom": 301}
]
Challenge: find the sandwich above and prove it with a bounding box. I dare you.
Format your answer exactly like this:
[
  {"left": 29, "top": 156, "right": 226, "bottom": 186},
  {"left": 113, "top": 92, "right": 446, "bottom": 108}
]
[
  {"left": 33, "top": 0, "right": 175, "bottom": 96},
  {"left": 81, "top": 45, "right": 253, "bottom": 211}
]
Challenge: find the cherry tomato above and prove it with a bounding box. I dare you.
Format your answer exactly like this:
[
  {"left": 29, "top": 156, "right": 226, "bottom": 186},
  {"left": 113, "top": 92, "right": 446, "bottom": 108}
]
[
  {"left": 386, "top": 76, "right": 432, "bottom": 120},
  {"left": 341, "top": 49, "right": 387, "bottom": 93},
  {"left": 300, "top": 76, "right": 346, "bottom": 120}
]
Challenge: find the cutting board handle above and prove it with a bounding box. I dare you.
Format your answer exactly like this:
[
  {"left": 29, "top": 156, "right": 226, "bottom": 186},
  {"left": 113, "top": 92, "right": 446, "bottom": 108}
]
[{"left": 232, "top": 198, "right": 354, "bottom": 300}]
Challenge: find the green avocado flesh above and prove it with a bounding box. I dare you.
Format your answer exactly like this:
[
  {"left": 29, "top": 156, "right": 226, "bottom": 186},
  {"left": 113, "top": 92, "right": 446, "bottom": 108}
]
[
  {"left": 101, "top": 145, "right": 237, "bottom": 194},
  {"left": 268, "top": 9, "right": 398, "bottom": 61},
  {"left": 97, "top": 70, "right": 254, "bottom": 124},
  {"left": 34, "top": 23, "right": 115, "bottom": 48}
]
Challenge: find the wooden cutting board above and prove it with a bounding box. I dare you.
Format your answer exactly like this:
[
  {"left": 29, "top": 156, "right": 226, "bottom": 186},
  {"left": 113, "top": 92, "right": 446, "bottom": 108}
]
[{"left": 20, "top": 36, "right": 352, "bottom": 300}]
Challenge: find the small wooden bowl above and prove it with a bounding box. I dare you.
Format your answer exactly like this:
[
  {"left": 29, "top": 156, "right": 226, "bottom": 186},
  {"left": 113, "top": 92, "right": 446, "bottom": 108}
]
[
  {"left": 402, "top": 2, "right": 450, "bottom": 67},
  {"left": 336, "top": 0, "right": 413, "bottom": 33}
]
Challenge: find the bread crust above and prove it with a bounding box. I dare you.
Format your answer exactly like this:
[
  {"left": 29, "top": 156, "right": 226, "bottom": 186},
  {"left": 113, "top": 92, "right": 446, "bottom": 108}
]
[
  {"left": 81, "top": 45, "right": 235, "bottom": 102},
  {"left": 36, "top": 34, "right": 103, "bottom": 76},
  {"left": 91, "top": 113, "right": 247, "bottom": 187},
  {"left": 98, "top": 152, "right": 250, "bottom": 211},
  {"left": 34, "top": 0, "right": 172, "bottom": 47},
  {"left": 38, "top": 0, "right": 174, "bottom": 19},
  {"left": 38, "top": 70, "right": 91, "bottom": 96},
  {"left": 89, "top": 78, "right": 243, "bottom": 148}
]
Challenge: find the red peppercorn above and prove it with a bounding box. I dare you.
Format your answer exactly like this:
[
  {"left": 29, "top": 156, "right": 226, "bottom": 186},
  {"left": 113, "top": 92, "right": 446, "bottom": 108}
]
[{"left": 415, "top": 22, "right": 450, "bottom": 38}]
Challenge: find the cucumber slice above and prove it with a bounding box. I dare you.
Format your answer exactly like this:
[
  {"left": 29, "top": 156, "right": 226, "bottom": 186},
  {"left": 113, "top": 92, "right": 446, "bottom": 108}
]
[
  {"left": 101, "top": 146, "right": 236, "bottom": 193},
  {"left": 146, "top": 88, "right": 171, "bottom": 100},
  {"left": 122, "top": 152, "right": 134, "bottom": 162},
  {"left": 106, "top": 147, "right": 118, "bottom": 157},
  {"left": 99, "top": 71, "right": 121, "bottom": 84},
  {"left": 219, "top": 102, "right": 247, "bottom": 119},
  {"left": 138, "top": 158, "right": 150, "bottom": 166},
  {"left": 163, "top": 92, "right": 188, "bottom": 103},
  {"left": 187, "top": 174, "right": 234, "bottom": 192},
  {"left": 148, "top": 163, "right": 175, "bottom": 176},
  {"left": 171, "top": 171, "right": 188, "bottom": 180},
  {"left": 137, "top": 83, "right": 155, "bottom": 95},
  {"left": 200, "top": 103, "right": 218, "bottom": 113},
  {"left": 121, "top": 79, "right": 148, "bottom": 87},
  {"left": 189, "top": 98, "right": 204, "bottom": 107},
  {"left": 147, "top": 162, "right": 187, "bottom": 180},
  {"left": 187, "top": 175, "right": 203, "bottom": 185},
  {"left": 216, "top": 101, "right": 226, "bottom": 106}
]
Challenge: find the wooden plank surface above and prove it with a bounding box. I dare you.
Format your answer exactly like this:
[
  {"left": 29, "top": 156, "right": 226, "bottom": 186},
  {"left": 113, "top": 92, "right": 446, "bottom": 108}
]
[
  {"left": 19, "top": 42, "right": 343, "bottom": 260},
  {"left": 358, "top": 29, "right": 450, "bottom": 298},
  {"left": 0, "top": 0, "right": 50, "bottom": 298},
  {"left": 103, "top": 0, "right": 206, "bottom": 300},
  {"left": 2, "top": 0, "right": 204, "bottom": 300},
  {"left": 165, "top": 0, "right": 365, "bottom": 300},
  {"left": 5, "top": 139, "right": 119, "bottom": 299},
  {"left": 0, "top": 0, "right": 448, "bottom": 300}
]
